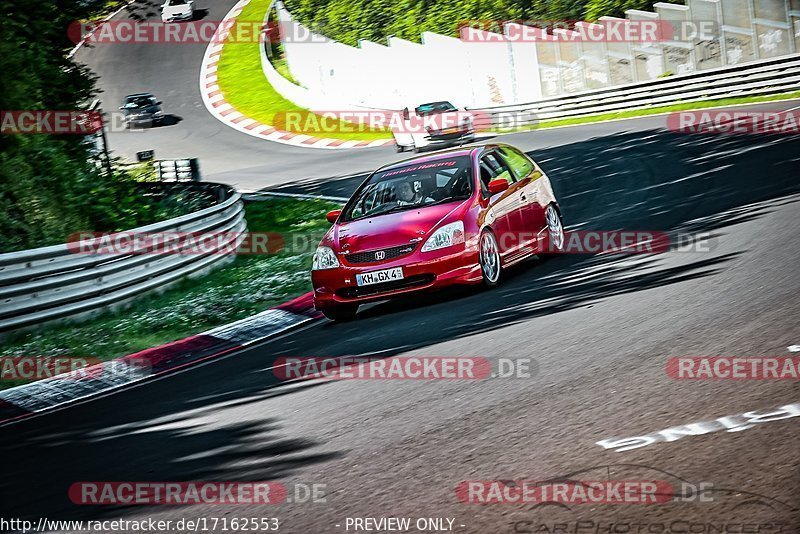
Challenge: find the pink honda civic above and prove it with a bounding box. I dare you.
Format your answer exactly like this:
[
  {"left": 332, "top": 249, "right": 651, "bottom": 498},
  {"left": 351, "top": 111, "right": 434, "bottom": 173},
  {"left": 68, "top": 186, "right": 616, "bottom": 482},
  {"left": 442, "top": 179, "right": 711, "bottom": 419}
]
[{"left": 311, "top": 144, "right": 564, "bottom": 320}]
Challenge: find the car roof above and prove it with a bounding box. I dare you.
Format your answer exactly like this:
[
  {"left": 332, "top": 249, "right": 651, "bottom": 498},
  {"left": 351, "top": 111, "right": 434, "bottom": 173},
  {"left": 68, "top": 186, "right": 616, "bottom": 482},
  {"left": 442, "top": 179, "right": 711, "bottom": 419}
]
[{"left": 377, "top": 143, "right": 511, "bottom": 173}]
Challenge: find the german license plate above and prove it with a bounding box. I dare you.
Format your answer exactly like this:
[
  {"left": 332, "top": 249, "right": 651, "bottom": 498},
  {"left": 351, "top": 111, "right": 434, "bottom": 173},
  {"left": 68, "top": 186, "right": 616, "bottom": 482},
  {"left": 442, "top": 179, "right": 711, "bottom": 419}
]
[{"left": 356, "top": 267, "right": 404, "bottom": 286}]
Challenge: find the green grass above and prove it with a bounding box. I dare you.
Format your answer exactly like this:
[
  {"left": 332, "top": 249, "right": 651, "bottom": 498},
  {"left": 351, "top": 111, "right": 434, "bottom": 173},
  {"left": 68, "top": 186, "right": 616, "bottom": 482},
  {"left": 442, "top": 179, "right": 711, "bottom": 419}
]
[
  {"left": 216, "top": 0, "right": 391, "bottom": 141},
  {"left": 0, "top": 198, "right": 339, "bottom": 389},
  {"left": 493, "top": 91, "right": 800, "bottom": 133},
  {"left": 272, "top": 57, "right": 301, "bottom": 86},
  {"left": 219, "top": 0, "right": 799, "bottom": 142}
]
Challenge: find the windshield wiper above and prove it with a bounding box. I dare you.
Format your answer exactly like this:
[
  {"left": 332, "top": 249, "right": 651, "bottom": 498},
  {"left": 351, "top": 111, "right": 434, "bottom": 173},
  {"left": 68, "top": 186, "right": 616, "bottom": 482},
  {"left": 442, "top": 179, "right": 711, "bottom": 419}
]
[
  {"left": 425, "top": 196, "right": 468, "bottom": 207},
  {"left": 348, "top": 203, "right": 412, "bottom": 221}
]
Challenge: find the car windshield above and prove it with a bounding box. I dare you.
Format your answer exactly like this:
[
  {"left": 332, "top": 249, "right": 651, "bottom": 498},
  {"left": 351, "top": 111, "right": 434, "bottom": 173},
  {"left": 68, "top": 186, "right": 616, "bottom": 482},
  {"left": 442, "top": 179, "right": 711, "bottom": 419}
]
[
  {"left": 124, "top": 95, "right": 156, "bottom": 108},
  {"left": 415, "top": 102, "right": 457, "bottom": 116},
  {"left": 342, "top": 156, "right": 473, "bottom": 222},
  {"left": 167, "top": 0, "right": 189, "bottom": 5}
]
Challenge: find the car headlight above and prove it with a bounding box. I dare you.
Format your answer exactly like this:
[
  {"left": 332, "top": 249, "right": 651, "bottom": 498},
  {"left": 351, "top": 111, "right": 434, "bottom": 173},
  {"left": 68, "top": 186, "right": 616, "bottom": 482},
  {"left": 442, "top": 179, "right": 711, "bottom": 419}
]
[
  {"left": 421, "top": 221, "right": 465, "bottom": 252},
  {"left": 312, "top": 246, "right": 340, "bottom": 270}
]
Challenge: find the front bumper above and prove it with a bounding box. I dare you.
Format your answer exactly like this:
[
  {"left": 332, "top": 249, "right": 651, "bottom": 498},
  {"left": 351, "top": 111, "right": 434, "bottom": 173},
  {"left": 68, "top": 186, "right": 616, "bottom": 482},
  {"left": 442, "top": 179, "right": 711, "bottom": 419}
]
[
  {"left": 312, "top": 243, "right": 481, "bottom": 310},
  {"left": 162, "top": 11, "right": 193, "bottom": 22},
  {"left": 424, "top": 129, "right": 476, "bottom": 146},
  {"left": 126, "top": 114, "right": 161, "bottom": 127}
]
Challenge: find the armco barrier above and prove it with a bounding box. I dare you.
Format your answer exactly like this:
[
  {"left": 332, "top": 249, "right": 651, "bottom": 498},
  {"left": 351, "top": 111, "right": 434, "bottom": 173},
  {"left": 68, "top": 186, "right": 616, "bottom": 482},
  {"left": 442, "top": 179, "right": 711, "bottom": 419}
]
[
  {"left": 0, "top": 183, "right": 246, "bottom": 333},
  {"left": 468, "top": 53, "right": 800, "bottom": 128}
]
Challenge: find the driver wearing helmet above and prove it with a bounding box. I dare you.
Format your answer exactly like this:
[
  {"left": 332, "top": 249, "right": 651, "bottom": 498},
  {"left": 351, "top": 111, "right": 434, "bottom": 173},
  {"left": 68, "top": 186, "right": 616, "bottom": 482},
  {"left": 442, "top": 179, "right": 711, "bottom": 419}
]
[{"left": 396, "top": 180, "right": 433, "bottom": 205}]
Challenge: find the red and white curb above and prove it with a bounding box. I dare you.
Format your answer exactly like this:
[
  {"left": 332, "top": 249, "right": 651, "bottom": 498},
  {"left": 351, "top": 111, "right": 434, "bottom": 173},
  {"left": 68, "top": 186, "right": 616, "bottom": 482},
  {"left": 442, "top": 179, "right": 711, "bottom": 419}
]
[
  {"left": 0, "top": 293, "right": 320, "bottom": 425},
  {"left": 199, "top": 0, "right": 394, "bottom": 150}
]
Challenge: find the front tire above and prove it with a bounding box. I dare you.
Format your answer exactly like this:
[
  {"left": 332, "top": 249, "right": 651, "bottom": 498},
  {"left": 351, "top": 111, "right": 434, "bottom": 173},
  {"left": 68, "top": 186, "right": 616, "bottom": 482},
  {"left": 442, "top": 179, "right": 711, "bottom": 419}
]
[
  {"left": 321, "top": 304, "right": 358, "bottom": 322},
  {"left": 479, "top": 230, "right": 502, "bottom": 287},
  {"left": 544, "top": 204, "right": 565, "bottom": 253}
]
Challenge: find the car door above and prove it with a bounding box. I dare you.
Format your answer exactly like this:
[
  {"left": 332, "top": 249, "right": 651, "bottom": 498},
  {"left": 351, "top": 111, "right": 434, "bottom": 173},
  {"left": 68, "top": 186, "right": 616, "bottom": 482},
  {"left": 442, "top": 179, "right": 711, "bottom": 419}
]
[
  {"left": 478, "top": 151, "right": 524, "bottom": 257},
  {"left": 497, "top": 146, "right": 547, "bottom": 248}
]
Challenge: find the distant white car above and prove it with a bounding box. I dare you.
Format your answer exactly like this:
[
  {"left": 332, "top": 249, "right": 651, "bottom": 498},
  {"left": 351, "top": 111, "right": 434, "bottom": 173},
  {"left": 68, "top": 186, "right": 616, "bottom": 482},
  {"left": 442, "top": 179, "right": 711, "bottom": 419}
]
[
  {"left": 161, "top": 0, "right": 194, "bottom": 22},
  {"left": 393, "top": 101, "right": 475, "bottom": 153}
]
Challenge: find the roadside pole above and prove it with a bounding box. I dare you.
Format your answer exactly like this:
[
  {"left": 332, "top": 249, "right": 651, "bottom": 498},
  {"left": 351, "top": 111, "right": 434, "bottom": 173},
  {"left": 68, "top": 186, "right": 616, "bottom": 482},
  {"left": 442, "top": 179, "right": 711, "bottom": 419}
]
[{"left": 89, "top": 98, "right": 113, "bottom": 177}]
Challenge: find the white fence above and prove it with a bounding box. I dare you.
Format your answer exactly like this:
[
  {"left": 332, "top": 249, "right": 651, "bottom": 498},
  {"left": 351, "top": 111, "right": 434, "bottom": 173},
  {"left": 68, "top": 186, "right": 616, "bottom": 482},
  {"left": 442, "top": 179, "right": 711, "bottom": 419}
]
[
  {"left": 468, "top": 53, "right": 800, "bottom": 128},
  {"left": 276, "top": 0, "right": 800, "bottom": 109}
]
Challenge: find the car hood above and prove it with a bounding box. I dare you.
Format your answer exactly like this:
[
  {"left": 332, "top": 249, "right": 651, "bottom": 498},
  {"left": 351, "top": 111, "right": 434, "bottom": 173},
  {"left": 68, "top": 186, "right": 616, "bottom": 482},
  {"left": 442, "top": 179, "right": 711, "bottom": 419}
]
[
  {"left": 329, "top": 201, "right": 467, "bottom": 252},
  {"left": 123, "top": 105, "right": 160, "bottom": 116},
  {"left": 414, "top": 111, "right": 472, "bottom": 131},
  {"left": 163, "top": 4, "right": 192, "bottom": 16}
]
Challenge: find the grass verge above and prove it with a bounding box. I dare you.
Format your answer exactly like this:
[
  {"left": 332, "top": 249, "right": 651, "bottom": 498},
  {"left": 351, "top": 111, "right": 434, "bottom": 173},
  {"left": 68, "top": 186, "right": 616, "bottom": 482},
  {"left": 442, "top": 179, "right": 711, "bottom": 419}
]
[
  {"left": 494, "top": 91, "right": 800, "bottom": 133},
  {"left": 215, "top": 0, "right": 391, "bottom": 141},
  {"left": 0, "top": 198, "right": 339, "bottom": 390}
]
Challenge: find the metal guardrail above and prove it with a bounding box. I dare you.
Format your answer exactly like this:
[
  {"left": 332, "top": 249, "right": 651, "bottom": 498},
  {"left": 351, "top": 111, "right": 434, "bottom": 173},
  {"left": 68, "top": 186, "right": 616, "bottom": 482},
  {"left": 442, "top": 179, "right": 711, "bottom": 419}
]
[
  {"left": 468, "top": 54, "right": 800, "bottom": 129},
  {"left": 0, "top": 183, "right": 246, "bottom": 333}
]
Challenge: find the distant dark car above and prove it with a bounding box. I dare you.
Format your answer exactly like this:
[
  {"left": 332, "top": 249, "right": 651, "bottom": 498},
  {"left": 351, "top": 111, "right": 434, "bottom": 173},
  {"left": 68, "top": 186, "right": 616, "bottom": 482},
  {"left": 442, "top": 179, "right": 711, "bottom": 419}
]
[{"left": 120, "top": 93, "right": 163, "bottom": 128}]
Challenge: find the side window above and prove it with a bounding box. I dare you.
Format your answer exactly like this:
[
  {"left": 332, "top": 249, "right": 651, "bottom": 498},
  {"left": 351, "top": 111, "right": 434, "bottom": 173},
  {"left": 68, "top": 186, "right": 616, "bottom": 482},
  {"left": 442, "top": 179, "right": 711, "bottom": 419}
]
[
  {"left": 480, "top": 153, "right": 515, "bottom": 186},
  {"left": 498, "top": 147, "right": 535, "bottom": 180}
]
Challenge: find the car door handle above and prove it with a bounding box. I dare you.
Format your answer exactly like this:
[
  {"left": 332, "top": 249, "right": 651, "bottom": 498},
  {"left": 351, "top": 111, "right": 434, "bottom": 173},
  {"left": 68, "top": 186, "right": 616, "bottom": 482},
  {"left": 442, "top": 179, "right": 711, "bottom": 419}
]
[{"left": 520, "top": 193, "right": 527, "bottom": 201}]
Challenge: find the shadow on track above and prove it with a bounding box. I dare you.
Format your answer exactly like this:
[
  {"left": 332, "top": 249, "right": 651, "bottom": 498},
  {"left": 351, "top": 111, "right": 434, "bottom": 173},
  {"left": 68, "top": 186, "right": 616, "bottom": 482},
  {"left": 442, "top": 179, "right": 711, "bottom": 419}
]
[
  {"left": 0, "top": 381, "right": 342, "bottom": 520},
  {"left": 277, "top": 128, "right": 800, "bottom": 352},
  {"left": 2, "top": 128, "right": 797, "bottom": 522}
]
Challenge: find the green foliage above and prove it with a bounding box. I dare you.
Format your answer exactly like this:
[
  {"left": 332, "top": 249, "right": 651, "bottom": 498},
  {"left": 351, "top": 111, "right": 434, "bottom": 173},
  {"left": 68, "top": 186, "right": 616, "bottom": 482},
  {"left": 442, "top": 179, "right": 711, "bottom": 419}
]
[
  {"left": 0, "top": 0, "right": 203, "bottom": 252},
  {"left": 284, "top": 0, "right": 680, "bottom": 45},
  {"left": 584, "top": 0, "right": 665, "bottom": 21},
  {"left": 0, "top": 198, "right": 339, "bottom": 378}
]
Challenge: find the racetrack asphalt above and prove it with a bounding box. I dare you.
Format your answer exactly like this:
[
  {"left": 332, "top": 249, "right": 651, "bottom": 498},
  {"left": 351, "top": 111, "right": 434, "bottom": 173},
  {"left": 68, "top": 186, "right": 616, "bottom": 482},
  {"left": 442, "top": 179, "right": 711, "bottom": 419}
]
[{"left": 4, "top": 1, "right": 799, "bottom": 531}]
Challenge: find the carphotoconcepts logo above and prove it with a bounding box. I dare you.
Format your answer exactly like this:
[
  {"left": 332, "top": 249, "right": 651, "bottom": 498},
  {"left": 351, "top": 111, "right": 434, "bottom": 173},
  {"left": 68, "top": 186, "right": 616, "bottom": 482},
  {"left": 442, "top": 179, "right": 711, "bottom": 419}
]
[
  {"left": 0, "top": 111, "right": 102, "bottom": 135},
  {"left": 667, "top": 357, "right": 800, "bottom": 380},
  {"left": 667, "top": 110, "right": 800, "bottom": 135},
  {"left": 273, "top": 357, "right": 536, "bottom": 380},
  {"left": 455, "top": 480, "right": 675, "bottom": 504},
  {"left": 458, "top": 19, "right": 717, "bottom": 43},
  {"left": 69, "top": 482, "right": 287, "bottom": 505},
  {"left": 66, "top": 232, "right": 286, "bottom": 256}
]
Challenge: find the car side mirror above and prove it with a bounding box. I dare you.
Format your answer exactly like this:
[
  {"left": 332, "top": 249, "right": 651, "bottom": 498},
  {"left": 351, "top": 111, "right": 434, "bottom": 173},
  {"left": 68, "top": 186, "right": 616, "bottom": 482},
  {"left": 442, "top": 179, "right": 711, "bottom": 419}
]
[
  {"left": 326, "top": 209, "right": 341, "bottom": 224},
  {"left": 487, "top": 179, "right": 509, "bottom": 195},
  {"left": 119, "top": 106, "right": 124, "bottom": 110},
  {"left": 156, "top": 101, "right": 163, "bottom": 106}
]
